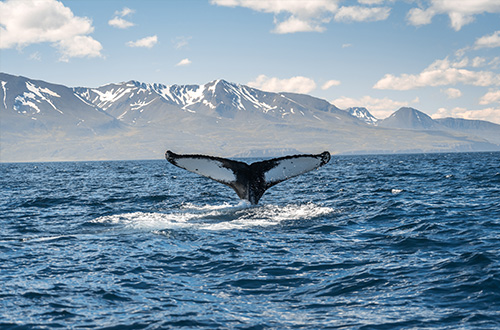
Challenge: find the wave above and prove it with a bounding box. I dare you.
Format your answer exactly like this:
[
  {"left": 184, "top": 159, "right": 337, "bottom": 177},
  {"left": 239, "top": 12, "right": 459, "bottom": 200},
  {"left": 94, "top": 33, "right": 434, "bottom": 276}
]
[{"left": 93, "top": 202, "right": 336, "bottom": 231}]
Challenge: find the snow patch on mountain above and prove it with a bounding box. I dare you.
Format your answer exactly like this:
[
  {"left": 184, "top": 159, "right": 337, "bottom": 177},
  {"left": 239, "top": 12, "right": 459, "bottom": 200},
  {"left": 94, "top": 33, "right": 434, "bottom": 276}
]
[
  {"left": 92, "top": 86, "right": 133, "bottom": 109},
  {"left": 1, "top": 81, "right": 7, "bottom": 109},
  {"left": 180, "top": 85, "right": 205, "bottom": 111},
  {"left": 346, "top": 107, "right": 378, "bottom": 125},
  {"left": 130, "top": 98, "right": 155, "bottom": 111},
  {"left": 241, "top": 86, "right": 273, "bottom": 111},
  {"left": 13, "top": 82, "right": 64, "bottom": 114},
  {"left": 26, "top": 82, "right": 60, "bottom": 98},
  {"left": 14, "top": 93, "right": 40, "bottom": 114},
  {"left": 74, "top": 93, "right": 95, "bottom": 107}
]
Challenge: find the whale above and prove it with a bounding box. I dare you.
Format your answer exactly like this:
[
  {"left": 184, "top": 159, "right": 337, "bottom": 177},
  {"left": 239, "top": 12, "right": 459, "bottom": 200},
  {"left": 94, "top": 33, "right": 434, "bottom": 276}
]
[{"left": 165, "top": 150, "right": 331, "bottom": 205}]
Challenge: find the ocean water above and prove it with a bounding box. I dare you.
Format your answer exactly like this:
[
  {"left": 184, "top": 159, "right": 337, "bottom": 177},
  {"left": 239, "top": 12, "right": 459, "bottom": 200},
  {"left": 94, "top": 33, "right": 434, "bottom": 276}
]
[{"left": 1, "top": 152, "right": 499, "bottom": 329}]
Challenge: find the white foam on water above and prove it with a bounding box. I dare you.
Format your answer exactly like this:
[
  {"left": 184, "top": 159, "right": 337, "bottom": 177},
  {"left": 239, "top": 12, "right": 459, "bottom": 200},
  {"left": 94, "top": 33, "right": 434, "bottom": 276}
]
[
  {"left": 18, "top": 235, "right": 76, "bottom": 243},
  {"left": 93, "top": 202, "right": 335, "bottom": 231}
]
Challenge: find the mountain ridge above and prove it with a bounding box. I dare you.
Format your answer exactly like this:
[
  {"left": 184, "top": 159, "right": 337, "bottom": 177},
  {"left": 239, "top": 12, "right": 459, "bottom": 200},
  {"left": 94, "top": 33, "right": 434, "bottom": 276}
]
[
  {"left": 376, "top": 107, "right": 500, "bottom": 145},
  {"left": 1, "top": 72, "right": 499, "bottom": 162}
]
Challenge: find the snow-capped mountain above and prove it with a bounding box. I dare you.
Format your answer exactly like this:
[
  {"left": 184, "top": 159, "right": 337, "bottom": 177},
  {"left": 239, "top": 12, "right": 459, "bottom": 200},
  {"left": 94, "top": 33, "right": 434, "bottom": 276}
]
[
  {"left": 1, "top": 73, "right": 120, "bottom": 134},
  {"left": 73, "top": 79, "right": 355, "bottom": 126},
  {"left": 1, "top": 72, "right": 499, "bottom": 162},
  {"left": 345, "top": 107, "right": 378, "bottom": 125}
]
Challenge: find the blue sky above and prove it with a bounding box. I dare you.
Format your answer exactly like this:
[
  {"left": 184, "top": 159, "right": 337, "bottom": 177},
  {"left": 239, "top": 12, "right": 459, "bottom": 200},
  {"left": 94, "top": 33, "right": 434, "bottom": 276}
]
[{"left": 1, "top": 0, "right": 500, "bottom": 123}]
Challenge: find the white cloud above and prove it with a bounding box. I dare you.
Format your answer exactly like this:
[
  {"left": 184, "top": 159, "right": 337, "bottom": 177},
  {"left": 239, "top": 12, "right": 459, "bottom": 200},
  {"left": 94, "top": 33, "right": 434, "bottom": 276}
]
[
  {"left": 374, "top": 57, "right": 500, "bottom": 90},
  {"left": 479, "top": 90, "right": 500, "bottom": 105},
  {"left": 442, "top": 87, "right": 462, "bottom": 99},
  {"left": 109, "top": 7, "right": 135, "bottom": 29},
  {"left": 407, "top": 8, "right": 435, "bottom": 26},
  {"left": 212, "top": 0, "right": 339, "bottom": 15},
  {"left": 58, "top": 35, "right": 103, "bottom": 62},
  {"left": 334, "top": 6, "right": 390, "bottom": 22},
  {"left": 127, "top": 35, "right": 158, "bottom": 48},
  {"left": 116, "top": 7, "right": 134, "bottom": 17},
  {"left": 447, "top": 12, "right": 475, "bottom": 31},
  {"left": 210, "top": 0, "right": 390, "bottom": 33},
  {"left": 321, "top": 80, "right": 341, "bottom": 90},
  {"left": 273, "top": 16, "right": 325, "bottom": 34},
  {"left": 432, "top": 107, "right": 500, "bottom": 124},
  {"left": 407, "top": 0, "right": 500, "bottom": 31},
  {"left": 173, "top": 36, "right": 192, "bottom": 50},
  {"left": 452, "top": 57, "right": 469, "bottom": 68},
  {"left": 472, "top": 57, "right": 486, "bottom": 67},
  {"left": 29, "top": 52, "right": 42, "bottom": 61},
  {"left": 176, "top": 58, "right": 192, "bottom": 66},
  {"left": 109, "top": 17, "right": 134, "bottom": 29},
  {"left": 0, "top": 0, "right": 102, "bottom": 60},
  {"left": 474, "top": 30, "right": 500, "bottom": 49},
  {"left": 358, "top": 0, "right": 386, "bottom": 4},
  {"left": 331, "top": 95, "right": 413, "bottom": 119},
  {"left": 248, "top": 75, "right": 317, "bottom": 94},
  {"left": 490, "top": 57, "right": 500, "bottom": 70}
]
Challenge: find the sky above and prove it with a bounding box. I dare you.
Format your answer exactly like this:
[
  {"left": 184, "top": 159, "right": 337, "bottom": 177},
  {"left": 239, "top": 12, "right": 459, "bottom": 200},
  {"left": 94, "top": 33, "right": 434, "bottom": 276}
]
[{"left": 1, "top": 0, "right": 500, "bottom": 124}]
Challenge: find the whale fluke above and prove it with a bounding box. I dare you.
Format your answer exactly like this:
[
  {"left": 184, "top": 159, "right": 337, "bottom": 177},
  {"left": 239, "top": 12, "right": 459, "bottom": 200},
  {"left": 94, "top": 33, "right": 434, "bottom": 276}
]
[{"left": 165, "top": 150, "right": 331, "bottom": 204}]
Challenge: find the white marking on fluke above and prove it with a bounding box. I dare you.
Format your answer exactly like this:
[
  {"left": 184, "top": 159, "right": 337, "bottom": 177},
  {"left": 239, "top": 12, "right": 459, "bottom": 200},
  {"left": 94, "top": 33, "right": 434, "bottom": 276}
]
[{"left": 165, "top": 150, "right": 330, "bottom": 205}]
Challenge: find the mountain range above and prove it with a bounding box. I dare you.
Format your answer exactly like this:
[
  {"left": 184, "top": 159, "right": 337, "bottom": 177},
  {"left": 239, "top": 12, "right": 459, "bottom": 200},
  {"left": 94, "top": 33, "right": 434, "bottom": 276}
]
[{"left": 1, "top": 72, "right": 499, "bottom": 162}]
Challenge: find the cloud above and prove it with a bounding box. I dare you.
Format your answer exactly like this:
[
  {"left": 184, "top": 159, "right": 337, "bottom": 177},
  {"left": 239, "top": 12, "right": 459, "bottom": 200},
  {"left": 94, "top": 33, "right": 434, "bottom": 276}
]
[
  {"left": 211, "top": 0, "right": 338, "bottom": 17},
  {"left": 407, "top": 0, "right": 500, "bottom": 31},
  {"left": 321, "top": 80, "right": 341, "bottom": 90},
  {"left": 29, "top": 52, "right": 42, "bottom": 61},
  {"left": 109, "top": 17, "right": 134, "bottom": 29},
  {"left": 374, "top": 57, "right": 500, "bottom": 90},
  {"left": 273, "top": 16, "right": 326, "bottom": 34},
  {"left": 247, "top": 75, "right": 317, "bottom": 94},
  {"left": 442, "top": 87, "right": 462, "bottom": 99},
  {"left": 479, "top": 89, "right": 500, "bottom": 105},
  {"left": 474, "top": 30, "right": 500, "bottom": 49},
  {"left": 58, "top": 35, "right": 104, "bottom": 62},
  {"left": 358, "top": 0, "right": 386, "bottom": 4},
  {"left": 0, "top": 0, "right": 102, "bottom": 60},
  {"left": 109, "top": 7, "right": 135, "bottom": 29},
  {"left": 210, "top": 0, "right": 390, "bottom": 33},
  {"left": 173, "top": 36, "right": 192, "bottom": 50},
  {"left": 489, "top": 57, "right": 500, "bottom": 70},
  {"left": 331, "top": 95, "right": 415, "bottom": 119},
  {"left": 116, "top": 7, "right": 134, "bottom": 17},
  {"left": 334, "top": 6, "right": 390, "bottom": 22},
  {"left": 472, "top": 57, "right": 487, "bottom": 67},
  {"left": 407, "top": 8, "right": 435, "bottom": 26},
  {"left": 432, "top": 107, "right": 500, "bottom": 124},
  {"left": 176, "top": 58, "right": 192, "bottom": 66},
  {"left": 127, "top": 35, "right": 158, "bottom": 48}
]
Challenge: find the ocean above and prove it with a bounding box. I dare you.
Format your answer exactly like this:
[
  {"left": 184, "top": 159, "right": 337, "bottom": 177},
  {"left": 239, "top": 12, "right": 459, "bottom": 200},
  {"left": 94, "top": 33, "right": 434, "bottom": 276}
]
[{"left": 1, "top": 152, "right": 499, "bottom": 329}]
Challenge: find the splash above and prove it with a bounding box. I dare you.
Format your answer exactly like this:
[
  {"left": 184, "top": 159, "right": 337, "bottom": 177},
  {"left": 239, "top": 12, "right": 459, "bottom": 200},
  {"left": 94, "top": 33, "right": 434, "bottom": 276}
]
[{"left": 93, "top": 202, "right": 335, "bottom": 231}]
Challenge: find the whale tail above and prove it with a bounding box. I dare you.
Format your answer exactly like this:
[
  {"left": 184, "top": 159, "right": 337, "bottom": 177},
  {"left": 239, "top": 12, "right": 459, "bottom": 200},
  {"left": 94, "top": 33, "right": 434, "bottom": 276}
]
[{"left": 165, "top": 150, "right": 330, "bottom": 205}]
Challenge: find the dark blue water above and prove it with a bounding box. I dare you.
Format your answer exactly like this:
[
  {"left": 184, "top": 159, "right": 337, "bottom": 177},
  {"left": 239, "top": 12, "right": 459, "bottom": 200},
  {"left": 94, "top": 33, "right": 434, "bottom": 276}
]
[{"left": 1, "top": 152, "right": 499, "bottom": 329}]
